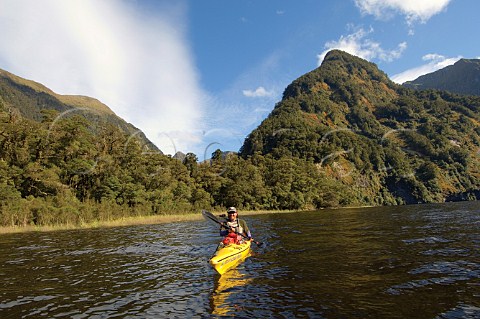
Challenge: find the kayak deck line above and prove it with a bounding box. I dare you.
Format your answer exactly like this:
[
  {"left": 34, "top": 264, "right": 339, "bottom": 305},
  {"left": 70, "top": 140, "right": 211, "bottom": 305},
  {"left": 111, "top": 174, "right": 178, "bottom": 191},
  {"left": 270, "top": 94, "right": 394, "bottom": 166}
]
[
  {"left": 212, "top": 243, "right": 250, "bottom": 263},
  {"left": 209, "top": 240, "right": 252, "bottom": 275}
]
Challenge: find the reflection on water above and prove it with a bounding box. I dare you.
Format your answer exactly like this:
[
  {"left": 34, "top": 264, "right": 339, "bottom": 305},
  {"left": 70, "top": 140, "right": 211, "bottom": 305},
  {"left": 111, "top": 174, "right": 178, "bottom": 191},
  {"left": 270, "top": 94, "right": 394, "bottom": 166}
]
[
  {"left": 0, "top": 201, "right": 479, "bottom": 318},
  {"left": 210, "top": 263, "right": 253, "bottom": 316}
]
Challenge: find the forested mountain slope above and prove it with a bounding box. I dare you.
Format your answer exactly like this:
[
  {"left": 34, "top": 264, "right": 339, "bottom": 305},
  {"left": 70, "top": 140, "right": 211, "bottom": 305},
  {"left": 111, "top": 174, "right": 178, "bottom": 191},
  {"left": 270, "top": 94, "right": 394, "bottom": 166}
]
[
  {"left": 240, "top": 50, "right": 480, "bottom": 205},
  {"left": 2, "top": 51, "right": 480, "bottom": 228}
]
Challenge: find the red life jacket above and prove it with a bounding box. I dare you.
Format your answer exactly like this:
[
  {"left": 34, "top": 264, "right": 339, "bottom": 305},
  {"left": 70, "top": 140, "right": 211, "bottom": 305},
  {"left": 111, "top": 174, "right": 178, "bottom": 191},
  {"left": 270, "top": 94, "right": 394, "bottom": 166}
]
[{"left": 222, "top": 232, "right": 242, "bottom": 245}]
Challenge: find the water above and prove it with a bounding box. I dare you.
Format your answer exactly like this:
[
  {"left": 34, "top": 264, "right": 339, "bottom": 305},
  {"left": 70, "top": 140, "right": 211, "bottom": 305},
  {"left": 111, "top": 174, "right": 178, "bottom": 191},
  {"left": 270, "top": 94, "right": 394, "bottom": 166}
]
[{"left": 1, "top": 201, "right": 479, "bottom": 318}]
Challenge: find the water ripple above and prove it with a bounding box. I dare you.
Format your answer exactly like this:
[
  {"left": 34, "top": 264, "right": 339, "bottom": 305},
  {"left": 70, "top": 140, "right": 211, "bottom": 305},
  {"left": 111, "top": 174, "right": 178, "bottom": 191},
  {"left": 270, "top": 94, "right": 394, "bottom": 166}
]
[
  {"left": 403, "top": 236, "right": 452, "bottom": 244},
  {"left": 0, "top": 202, "right": 479, "bottom": 318},
  {"left": 435, "top": 304, "right": 480, "bottom": 319}
]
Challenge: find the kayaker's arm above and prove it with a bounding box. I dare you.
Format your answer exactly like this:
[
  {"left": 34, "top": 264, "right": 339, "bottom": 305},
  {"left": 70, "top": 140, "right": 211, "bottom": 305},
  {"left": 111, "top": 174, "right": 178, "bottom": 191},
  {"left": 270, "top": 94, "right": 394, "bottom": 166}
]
[
  {"left": 219, "top": 222, "right": 230, "bottom": 236},
  {"left": 220, "top": 227, "right": 239, "bottom": 236},
  {"left": 239, "top": 219, "right": 251, "bottom": 238},
  {"left": 202, "top": 209, "right": 263, "bottom": 247},
  {"left": 220, "top": 229, "right": 228, "bottom": 236}
]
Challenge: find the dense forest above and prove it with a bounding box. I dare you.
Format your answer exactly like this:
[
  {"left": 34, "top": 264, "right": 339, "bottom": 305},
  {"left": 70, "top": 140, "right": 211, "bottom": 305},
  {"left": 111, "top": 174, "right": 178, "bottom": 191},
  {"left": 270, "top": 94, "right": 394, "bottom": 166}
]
[
  {"left": 1, "top": 50, "right": 480, "bottom": 228},
  {"left": 0, "top": 105, "right": 347, "bottom": 227}
]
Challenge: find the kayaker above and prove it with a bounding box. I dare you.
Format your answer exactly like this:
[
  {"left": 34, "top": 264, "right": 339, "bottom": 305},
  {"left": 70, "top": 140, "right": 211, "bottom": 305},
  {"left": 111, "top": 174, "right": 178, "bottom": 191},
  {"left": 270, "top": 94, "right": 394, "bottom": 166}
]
[{"left": 220, "top": 207, "right": 251, "bottom": 244}]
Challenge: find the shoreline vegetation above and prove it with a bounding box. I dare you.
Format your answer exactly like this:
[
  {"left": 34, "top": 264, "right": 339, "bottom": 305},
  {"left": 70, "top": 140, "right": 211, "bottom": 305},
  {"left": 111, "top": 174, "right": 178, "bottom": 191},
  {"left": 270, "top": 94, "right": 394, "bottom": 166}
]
[
  {"left": 0, "top": 209, "right": 300, "bottom": 234},
  {"left": 2, "top": 201, "right": 473, "bottom": 234},
  {"left": 3, "top": 51, "right": 480, "bottom": 236}
]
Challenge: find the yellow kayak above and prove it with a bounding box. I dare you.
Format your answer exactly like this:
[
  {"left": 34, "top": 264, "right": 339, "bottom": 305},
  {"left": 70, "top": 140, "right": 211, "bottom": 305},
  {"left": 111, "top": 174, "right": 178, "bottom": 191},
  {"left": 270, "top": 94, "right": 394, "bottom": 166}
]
[{"left": 210, "top": 240, "right": 251, "bottom": 275}]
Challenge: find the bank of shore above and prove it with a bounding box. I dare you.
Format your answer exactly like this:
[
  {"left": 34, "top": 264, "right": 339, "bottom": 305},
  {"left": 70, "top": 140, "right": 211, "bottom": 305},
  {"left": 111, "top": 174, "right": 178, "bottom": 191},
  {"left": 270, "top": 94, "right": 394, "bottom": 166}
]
[{"left": 0, "top": 209, "right": 299, "bottom": 234}]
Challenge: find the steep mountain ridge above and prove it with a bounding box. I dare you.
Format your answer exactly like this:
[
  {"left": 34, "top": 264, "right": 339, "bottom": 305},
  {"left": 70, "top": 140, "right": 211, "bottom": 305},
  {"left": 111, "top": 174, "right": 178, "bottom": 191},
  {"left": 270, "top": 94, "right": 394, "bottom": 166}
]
[
  {"left": 0, "top": 69, "right": 114, "bottom": 115},
  {"left": 0, "top": 68, "right": 158, "bottom": 152},
  {"left": 403, "top": 58, "right": 480, "bottom": 96}
]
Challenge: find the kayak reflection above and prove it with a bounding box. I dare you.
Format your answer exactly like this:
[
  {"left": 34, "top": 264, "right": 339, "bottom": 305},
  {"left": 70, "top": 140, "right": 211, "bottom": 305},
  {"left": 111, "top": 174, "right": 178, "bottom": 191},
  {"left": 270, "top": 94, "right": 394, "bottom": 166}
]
[{"left": 209, "top": 264, "right": 254, "bottom": 316}]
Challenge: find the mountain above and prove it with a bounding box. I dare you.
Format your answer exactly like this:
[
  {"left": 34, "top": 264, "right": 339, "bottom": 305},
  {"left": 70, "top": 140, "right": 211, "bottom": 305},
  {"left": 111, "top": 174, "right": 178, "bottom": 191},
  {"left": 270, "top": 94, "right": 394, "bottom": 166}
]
[
  {"left": 0, "top": 68, "right": 159, "bottom": 153},
  {"left": 240, "top": 50, "right": 480, "bottom": 205},
  {"left": 403, "top": 58, "right": 480, "bottom": 96},
  {"left": 3, "top": 51, "right": 480, "bottom": 229}
]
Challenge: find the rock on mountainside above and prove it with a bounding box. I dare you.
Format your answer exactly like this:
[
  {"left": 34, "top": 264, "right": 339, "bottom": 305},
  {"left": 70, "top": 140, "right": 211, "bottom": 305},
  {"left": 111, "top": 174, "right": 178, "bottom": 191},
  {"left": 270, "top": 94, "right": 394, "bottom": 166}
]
[
  {"left": 0, "top": 68, "right": 159, "bottom": 153},
  {"left": 403, "top": 58, "right": 480, "bottom": 96},
  {"left": 240, "top": 50, "right": 480, "bottom": 205}
]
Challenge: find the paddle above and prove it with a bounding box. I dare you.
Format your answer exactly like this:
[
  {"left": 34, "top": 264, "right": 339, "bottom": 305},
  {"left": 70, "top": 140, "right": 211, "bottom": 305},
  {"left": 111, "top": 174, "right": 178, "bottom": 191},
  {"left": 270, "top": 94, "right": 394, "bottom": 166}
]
[{"left": 201, "top": 209, "right": 263, "bottom": 247}]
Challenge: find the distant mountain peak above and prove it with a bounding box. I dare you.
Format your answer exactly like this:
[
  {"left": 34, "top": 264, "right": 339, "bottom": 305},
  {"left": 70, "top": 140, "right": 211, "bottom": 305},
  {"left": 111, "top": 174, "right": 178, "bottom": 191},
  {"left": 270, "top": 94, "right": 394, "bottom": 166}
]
[
  {"left": 457, "top": 58, "right": 480, "bottom": 65},
  {"left": 282, "top": 49, "right": 397, "bottom": 107},
  {"left": 403, "top": 58, "right": 480, "bottom": 96},
  {"left": 322, "top": 49, "right": 361, "bottom": 63},
  {"left": 0, "top": 67, "right": 160, "bottom": 153},
  {"left": 320, "top": 49, "right": 392, "bottom": 82},
  {"left": 0, "top": 68, "right": 114, "bottom": 115}
]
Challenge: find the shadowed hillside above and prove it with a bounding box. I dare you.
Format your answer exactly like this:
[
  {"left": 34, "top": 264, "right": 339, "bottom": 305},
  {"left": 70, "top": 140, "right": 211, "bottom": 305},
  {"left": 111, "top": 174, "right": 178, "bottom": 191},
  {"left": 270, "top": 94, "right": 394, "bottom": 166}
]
[
  {"left": 0, "top": 68, "right": 158, "bottom": 153},
  {"left": 403, "top": 58, "right": 480, "bottom": 96}
]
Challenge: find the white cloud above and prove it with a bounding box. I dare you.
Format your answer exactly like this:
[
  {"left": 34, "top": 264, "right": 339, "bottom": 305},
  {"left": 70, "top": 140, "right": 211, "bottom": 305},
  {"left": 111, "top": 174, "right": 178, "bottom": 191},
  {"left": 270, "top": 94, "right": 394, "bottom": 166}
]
[
  {"left": 0, "top": 0, "right": 204, "bottom": 154},
  {"left": 354, "top": 0, "right": 452, "bottom": 25},
  {"left": 391, "top": 54, "right": 462, "bottom": 84},
  {"left": 192, "top": 52, "right": 287, "bottom": 155},
  {"left": 242, "top": 86, "right": 275, "bottom": 98},
  {"left": 317, "top": 27, "right": 407, "bottom": 65}
]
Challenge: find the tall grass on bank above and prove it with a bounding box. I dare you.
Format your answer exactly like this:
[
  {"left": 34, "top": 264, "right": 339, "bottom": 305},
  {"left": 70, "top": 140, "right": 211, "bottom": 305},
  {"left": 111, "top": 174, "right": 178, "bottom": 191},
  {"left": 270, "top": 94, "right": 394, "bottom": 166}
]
[
  {"left": 0, "top": 194, "right": 201, "bottom": 233},
  {"left": 0, "top": 213, "right": 204, "bottom": 234},
  {"left": 0, "top": 196, "right": 298, "bottom": 234}
]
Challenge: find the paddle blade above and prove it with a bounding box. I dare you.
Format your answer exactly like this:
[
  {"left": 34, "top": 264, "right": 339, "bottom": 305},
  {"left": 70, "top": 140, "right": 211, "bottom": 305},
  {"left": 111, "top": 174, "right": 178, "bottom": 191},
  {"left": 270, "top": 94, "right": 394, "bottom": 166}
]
[{"left": 201, "top": 210, "right": 222, "bottom": 225}]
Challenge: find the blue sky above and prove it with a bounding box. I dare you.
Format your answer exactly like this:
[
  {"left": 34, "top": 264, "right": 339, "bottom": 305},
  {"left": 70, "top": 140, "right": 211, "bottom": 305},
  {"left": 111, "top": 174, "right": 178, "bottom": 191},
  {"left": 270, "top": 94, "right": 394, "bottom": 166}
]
[{"left": 0, "top": 0, "right": 479, "bottom": 158}]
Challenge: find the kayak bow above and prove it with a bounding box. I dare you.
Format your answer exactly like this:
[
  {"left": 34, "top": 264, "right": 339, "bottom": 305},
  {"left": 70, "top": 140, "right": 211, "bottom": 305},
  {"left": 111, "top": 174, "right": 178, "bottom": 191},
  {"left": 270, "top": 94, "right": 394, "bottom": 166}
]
[{"left": 209, "top": 240, "right": 251, "bottom": 275}]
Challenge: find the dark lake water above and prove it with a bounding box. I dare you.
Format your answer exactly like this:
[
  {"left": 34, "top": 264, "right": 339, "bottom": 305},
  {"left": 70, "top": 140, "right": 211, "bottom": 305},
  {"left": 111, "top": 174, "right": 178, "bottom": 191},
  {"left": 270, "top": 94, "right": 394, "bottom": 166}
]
[{"left": 1, "top": 201, "right": 479, "bottom": 318}]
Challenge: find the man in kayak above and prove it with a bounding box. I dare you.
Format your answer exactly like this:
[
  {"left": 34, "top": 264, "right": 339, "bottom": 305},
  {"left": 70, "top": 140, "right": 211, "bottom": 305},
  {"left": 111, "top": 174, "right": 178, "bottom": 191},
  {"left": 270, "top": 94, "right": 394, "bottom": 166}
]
[{"left": 220, "top": 207, "right": 251, "bottom": 244}]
